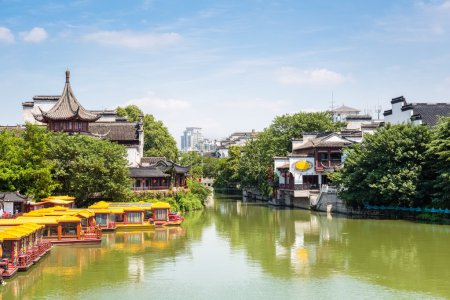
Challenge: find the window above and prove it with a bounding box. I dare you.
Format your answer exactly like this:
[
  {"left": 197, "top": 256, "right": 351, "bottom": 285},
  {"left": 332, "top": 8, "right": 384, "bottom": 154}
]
[
  {"left": 96, "top": 214, "right": 107, "bottom": 226},
  {"left": 47, "top": 226, "right": 58, "bottom": 237},
  {"left": 318, "top": 152, "right": 329, "bottom": 161},
  {"left": 62, "top": 223, "right": 77, "bottom": 236},
  {"left": 154, "top": 209, "right": 167, "bottom": 221},
  {"left": 330, "top": 152, "right": 341, "bottom": 161},
  {"left": 127, "top": 212, "right": 142, "bottom": 223},
  {"left": 115, "top": 214, "right": 124, "bottom": 222}
]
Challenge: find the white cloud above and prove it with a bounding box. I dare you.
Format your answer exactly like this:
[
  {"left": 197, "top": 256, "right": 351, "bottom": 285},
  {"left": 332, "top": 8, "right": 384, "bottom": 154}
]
[
  {"left": 84, "top": 30, "right": 182, "bottom": 49},
  {"left": 21, "top": 27, "right": 48, "bottom": 43},
  {"left": 275, "top": 67, "right": 348, "bottom": 86},
  {"left": 0, "top": 27, "right": 14, "bottom": 44},
  {"left": 123, "top": 92, "right": 191, "bottom": 111}
]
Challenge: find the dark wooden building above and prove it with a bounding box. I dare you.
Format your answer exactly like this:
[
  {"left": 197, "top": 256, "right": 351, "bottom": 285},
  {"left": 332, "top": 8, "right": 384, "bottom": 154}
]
[{"left": 130, "top": 158, "right": 190, "bottom": 191}]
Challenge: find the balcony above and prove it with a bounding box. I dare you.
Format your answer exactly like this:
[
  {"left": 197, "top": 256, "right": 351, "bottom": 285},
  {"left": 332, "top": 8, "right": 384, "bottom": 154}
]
[{"left": 315, "top": 160, "right": 342, "bottom": 172}]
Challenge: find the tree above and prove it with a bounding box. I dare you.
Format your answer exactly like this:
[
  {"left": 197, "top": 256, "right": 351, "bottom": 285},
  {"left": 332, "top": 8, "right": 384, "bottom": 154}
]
[
  {"left": 331, "top": 124, "right": 432, "bottom": 208},
  {"left": 142, "top": 114, "right": 178, "bottom": 160},
  {"left": 214, "top": 146, "right": 242, "bottom": 188},
  {"left": 427, "top": 117, "right": 450, "bottom": 208},
  {"left": 0, "top": 124, "right": 56, "bottom": 199},
  {"left": 237, "top": 112, "right": 343, "bottom": 195},
  {"left": 179, "top": 151, "right": 223, "bottom": 179},
  {"left": 117, "top": 105, "right": 178, "bottom": 160},
  {"left": 178, "top": 151, "right": 203, "bottom": 178},
  {"left": 48, "top": 133, "right": 131, "bottom": 206},
  {"left": 116, "top": 105, "right": 143, "bottom": 122}
]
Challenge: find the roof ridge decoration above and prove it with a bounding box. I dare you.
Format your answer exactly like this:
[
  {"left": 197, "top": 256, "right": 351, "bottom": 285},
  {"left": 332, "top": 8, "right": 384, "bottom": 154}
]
[{"left": 34, "top": 70, "right": 101, "bottom": 123}]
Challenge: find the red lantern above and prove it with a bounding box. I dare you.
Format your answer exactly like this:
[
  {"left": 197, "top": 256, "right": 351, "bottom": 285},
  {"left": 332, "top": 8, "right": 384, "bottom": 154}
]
[{"left": 152, "top": 179, "right": 157, "bottom": 183}]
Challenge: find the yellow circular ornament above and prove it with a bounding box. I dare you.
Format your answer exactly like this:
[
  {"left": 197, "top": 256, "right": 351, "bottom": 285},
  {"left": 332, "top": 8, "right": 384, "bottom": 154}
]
[{"left": 295, "top": 161, "right": 311, "bottom": 171}]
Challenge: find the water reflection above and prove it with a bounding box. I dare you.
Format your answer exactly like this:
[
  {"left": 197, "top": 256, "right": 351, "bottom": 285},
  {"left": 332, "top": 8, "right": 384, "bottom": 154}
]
[
  {"left": 1, "top": 195, "right": 450, "bottom": 299},
  {"left": 213, "top": 195, "right": 450, "bottom": 298}
]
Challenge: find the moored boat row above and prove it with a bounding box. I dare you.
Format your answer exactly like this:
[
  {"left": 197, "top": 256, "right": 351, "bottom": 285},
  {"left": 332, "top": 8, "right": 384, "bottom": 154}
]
[{"left": 0, "top": 197, "right": 184, "bottom": 280}]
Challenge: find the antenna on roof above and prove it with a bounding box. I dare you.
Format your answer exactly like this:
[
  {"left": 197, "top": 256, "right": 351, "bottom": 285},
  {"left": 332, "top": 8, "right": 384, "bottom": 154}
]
[{"left": 331, "top": 92, "right": 335, "bottom": 122}]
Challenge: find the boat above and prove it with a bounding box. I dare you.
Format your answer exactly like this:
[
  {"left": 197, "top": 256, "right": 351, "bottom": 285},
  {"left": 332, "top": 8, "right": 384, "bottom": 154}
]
[{"left": 150, "top": 202, "right": 185, "bottom": 227}]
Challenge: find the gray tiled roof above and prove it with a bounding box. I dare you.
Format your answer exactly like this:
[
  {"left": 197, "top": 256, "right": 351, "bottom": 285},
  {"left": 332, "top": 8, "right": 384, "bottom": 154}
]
[
  {"left": 333, "top": 105, "right": 360, "bottom": 113},
  {"left": 293, "top": 133, "right": 354, "bottom": 150},
  {"left": 129, "top": 167, "right": 170, "bottom": 178},
  {"left": 90, "top": 122, "right": 139, "bottom": 142},
  {"left": 0, "top": 192, "right": 29, "bottom": 202},
  {"left": 141, "top": 157, "right": 167, "bottom": 165},
  {"left": 35, "top": 71, "right": 100, "bottom": 122},
  {"left": 412, "top": 103, "right": 450, "bottom": 126}
]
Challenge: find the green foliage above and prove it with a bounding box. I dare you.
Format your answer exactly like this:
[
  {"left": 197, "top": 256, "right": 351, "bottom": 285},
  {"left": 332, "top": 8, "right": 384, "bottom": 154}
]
[
  {"left": 117, "top": 105, "right": 178, "bottom": 160},
  {"left": 427, "top": 117, "right": 450, "bottom": 207},
  {"left": 0, "top": 124, "right": 56, "bottom": 198},
  {"left": 179, "top": 152, "right": 203, "bottom": 177},
  {"left": 237, "top": 112, "right": 342, "bottom": 195},
  {"left": 142, "top": 114, "right": 178, "bottom": 160},
  {"left": 178, "top": 152, "right": 222, "bottom": 179},
  {"left": 116, "top": 105, "right": 143, "bottom": 122},
  {"left": 331, "top": 124, "right": 432, "bottom": 208},
  {"left": 213, "top": 146, "right": 241, "bottom": 189},
  {"left": 48, "top": 132, "right": 131, "bottom": 206},
  {"left": 187, "top": 178, "right": 211, "bottom": 205}
]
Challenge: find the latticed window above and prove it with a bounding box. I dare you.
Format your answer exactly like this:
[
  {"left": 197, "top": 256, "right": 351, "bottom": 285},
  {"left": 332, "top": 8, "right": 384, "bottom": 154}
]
[{"left": 154, "top": 209, "right": 167, "bottom": 221}]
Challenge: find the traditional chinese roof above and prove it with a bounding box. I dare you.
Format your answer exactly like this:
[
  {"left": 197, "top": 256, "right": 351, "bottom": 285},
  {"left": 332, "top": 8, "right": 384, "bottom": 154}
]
[
  {"left": 0, "top": 192, "right": 29, "bottom": 203},
  {"left": 141, "top": 157, "right": 167, "bottom": 165},
  {"left": 34, "top": 71, "right": 100, "bottom": 123},
  {"left": 129, "top": 167, "right": 171, "bottom": 178},
  {"left": 89, "top": 122, "right": 139, "bottom": 142},
  {"left": 293, "top": 133, "right": 354, "bottom": 150},
  {"left": 333, "top": 105, "right": 360, "bottom": 113},
  {"left": 409, "top": 103, "right": 450, "bottom": 126},
  {"left": 276, "top": 163, "right": 290, "bottom": 169}
]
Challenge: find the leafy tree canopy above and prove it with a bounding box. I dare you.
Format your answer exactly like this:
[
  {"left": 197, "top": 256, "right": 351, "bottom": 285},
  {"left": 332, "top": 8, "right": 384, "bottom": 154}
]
[
  {"left": 0, "top": 124, "right": 56, "bottom": 199},
  {"left": 117, "top": 105, "right": 178, "bottom": 160},
  {"left": 427, "top": 117, "right": 450, "bottom": 207},
  {"left": 48, "top": 132, "right": 131, "bottom": 206},
  {"left": 331, "top": 124, "right": 433, "bottom": 208}
]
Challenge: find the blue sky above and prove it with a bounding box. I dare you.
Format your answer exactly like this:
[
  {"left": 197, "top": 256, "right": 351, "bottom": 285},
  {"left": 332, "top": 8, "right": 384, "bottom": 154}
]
[{"left": 1, "top": 0, "right": 450, "bottom": 141}]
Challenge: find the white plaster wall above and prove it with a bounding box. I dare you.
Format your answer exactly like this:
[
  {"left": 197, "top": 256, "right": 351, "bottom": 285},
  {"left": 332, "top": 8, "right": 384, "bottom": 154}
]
[
  {"left": 289, "top": 157, "right": 316, "bottom": 184},
  {"left": 385, "top": 102, "right": 412, "bottom": 124},
  {"left": 274, "top": 158, "right": 289, "bottom": 184},
  {"left": 22, "top": 99, "right": 58, "bottom": 124},
  {"left": 126, "top": 147, "right": 140, "bottom": 167}
]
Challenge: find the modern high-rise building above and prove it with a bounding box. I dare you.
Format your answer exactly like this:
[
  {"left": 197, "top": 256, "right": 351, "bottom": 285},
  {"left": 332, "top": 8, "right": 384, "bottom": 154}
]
[
  {"left": 180, "top": 127, "right": 216, "bottom": 154},
  {"left": 180, "top": 127, "right": 203, "bottom": 152}
]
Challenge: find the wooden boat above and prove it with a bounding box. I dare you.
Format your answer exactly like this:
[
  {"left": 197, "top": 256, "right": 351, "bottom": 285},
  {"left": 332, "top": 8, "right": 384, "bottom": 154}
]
[
  {"left": 0, "top": 224, "right": 52, "bottom": 279},
  {"left": 150, "top": 202, "right": 184, "bottom": 227}
]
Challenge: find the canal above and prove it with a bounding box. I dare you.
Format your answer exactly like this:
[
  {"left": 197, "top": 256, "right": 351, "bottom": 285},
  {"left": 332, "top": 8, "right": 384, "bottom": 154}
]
[{"left": 3, "top": 194, "right": 450, "bottom": 299}]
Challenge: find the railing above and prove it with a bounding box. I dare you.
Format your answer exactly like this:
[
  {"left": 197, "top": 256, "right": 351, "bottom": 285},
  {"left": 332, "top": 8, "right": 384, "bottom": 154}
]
[
  {"left": 315, "top": 160, "right": 342, "bottom": 171},
  {"left": 0, "top": 213, "right": 23, "bottom": 219},
  {"left": 279, "top": 183, "right": 319, "bottom": 190},
  {"left": 17, "top": 241, "right": 52, "bottom": 267},
  {"left": 132, "top": 186, "right": 171, "bottom": 191},
  {"left": 83, "top": 226, "right": 102, "bottom": 239}
]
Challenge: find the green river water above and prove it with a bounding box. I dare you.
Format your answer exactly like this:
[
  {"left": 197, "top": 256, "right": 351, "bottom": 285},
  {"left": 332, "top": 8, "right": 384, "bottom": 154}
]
[{"left": 2, "top": 194, "right": 450, "bottom": 299}]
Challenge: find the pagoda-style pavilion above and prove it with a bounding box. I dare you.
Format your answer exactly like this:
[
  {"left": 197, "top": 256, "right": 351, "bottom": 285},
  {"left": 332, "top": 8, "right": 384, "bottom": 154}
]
[{"left": 33, "top": 70, "right": 100, "bottom": 132}]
